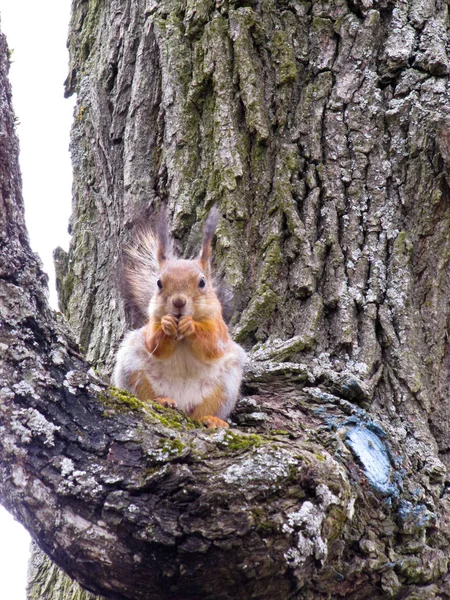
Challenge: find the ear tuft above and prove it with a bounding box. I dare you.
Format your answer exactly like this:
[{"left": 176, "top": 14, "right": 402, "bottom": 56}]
[
  {"left": 200, "top": 205, "right": 220, "bottom": 268},
  {"left": 156, "top": 205, "right": 173, "bottom": 265}
]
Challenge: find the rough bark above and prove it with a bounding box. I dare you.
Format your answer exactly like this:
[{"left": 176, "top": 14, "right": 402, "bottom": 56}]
[{"left": 0, "top": 0, "right": 450, "bottom": 598}]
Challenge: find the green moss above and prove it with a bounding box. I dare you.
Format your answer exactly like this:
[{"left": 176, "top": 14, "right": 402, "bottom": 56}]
[
  {"left": 393, "top": 230, "right": 413, "bottom": 256},
  {"left": 27, "top": 545, "right": 98, "bottom": 600},
  {"left": 263, "top": 238, "right": 282, "bottom": 268},
  {"left": 184, "top": 0, "right": 215, "bottom": 38},
  {"left": 333, "top": 16, "right": 345, "bottom": 33},
  {"left": 78, "top": 0, "right": 104, "bottom": 62},
  {"left": 218, "top": 430, "right": 264, "bottom": 452},
  {"left": 323, "top": 505, "right": 349, "bottom": 541},
  {"left": 231, "top": 8, "right": 270, "bottom": 141},
  {"left": 252, "top": 508, "right": 278, "bottom": 535},
  {"left": 149, "top": 403, "right": 198, "bottom": 430},
  {"left": 430, "top": 186, "right": 442, "bottom": 205},
  {"left": 105, "top": 388, "right": 148, "bottom": 413},
  {"left": 311, "top": 17, "right": 330, "bottom": 31},
  {"left": 202, "top": 15, "right": 246, "bottom": 194},
  {"left": 159, "top": 438, "right": 185, "bottom": 454},
  {"left": 101, "top": 388, "right": 197, "bottom": 430},
  {"left": 395, "top": 556, "right": 428, "bottom": 584},
  {"left": 271, "top": 30, "right": 297, "bottom": 85},
  {"left": 215, "top": 220, "right": 248, "bottom": 290},
  {"left": 153, "top": 10, "right": 202, "bottom": 221},
  {"left": 235, "top": 283, "right": 278, "bottom": 340}
]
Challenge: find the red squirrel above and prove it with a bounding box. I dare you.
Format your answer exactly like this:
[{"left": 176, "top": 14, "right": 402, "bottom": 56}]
[{"left": 113, "top": 207, "right": 246, "bottom": 428}]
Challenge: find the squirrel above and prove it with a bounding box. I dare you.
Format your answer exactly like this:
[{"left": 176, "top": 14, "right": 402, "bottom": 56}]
[{"left": 113, "top": 206, "right": 246, "bottom": 428}]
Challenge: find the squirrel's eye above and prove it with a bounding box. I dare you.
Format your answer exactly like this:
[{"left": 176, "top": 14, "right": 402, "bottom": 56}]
[
  {"left": 157, "top": 279, "right": 163, "bottom": 289},
  {"left": 198, "top": 277, "right": 206, "bottom": 289}
]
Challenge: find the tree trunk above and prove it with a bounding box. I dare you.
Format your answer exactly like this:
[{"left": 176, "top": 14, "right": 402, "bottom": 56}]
[
  {"left": 1, "top": 0, "right": 450, "bottom": 598},
  {"left": 27, "top": 541, "right": 99, "bottom": 600}
]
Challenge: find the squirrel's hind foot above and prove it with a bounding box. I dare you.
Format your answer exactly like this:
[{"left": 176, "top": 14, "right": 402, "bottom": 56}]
[
  {"left": 198, "top": 415, "right": 229, "bottom": 429},
  {"left": 154, "top": 396, "right": 177, "bottom": 408}
]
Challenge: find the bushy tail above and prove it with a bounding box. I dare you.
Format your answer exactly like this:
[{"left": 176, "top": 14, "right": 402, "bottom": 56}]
[{"left": 120, "top": 227, "right": 160, "bottom": 328}]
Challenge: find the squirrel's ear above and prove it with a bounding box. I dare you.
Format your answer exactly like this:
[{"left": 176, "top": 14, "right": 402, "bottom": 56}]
[
  {"left": 156, "top": 206, "right": 173, "bottom": 265},
  {"left": 199, "top": 205, "right": 220, "bottom": 272}
]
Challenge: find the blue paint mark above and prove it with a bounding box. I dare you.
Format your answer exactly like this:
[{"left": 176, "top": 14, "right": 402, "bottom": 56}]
[{"left": 344, "top": 424, "right": 396, "bottom": 496}]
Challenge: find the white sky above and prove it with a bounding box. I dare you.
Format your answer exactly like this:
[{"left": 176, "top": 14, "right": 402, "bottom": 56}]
[
  {"left": 0, "top": 1, "right": 75, "bottom": 597},
  {"left": 1, "top": 0, "right": 74, "bottom": 302}
]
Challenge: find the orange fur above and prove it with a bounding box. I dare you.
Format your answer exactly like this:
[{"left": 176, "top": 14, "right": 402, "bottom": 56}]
[
  {"left": 129, "top": 373, "right": 176, "bottom": 408},
  {"left": 198, "top": 416, "right": 229, "bottom": 429},
  {"left": 144, "top": 320, "right": 177, "bottom": 360},
  {"left": 191, "top": 385, "right": 226, "bottom": 420},
  {"left": 150, "top": 260, "right": 223, "bottom": 322},
  {"left": 154, "top": 397, "right": 177, "bottom": 408},
  {"left": 129, "top": 371, "right": 156, "bottom": 401},
  {"left": 185, "top": 318, "right": 230, "bottom": 362}
]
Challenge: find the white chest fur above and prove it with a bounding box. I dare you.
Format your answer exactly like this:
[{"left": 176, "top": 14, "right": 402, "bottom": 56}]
[{"left": 146, "top": 341, "right": 223, "bottom": 412}]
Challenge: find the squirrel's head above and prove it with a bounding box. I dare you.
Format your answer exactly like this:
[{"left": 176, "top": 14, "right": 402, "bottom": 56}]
[{"left": 149, "top": 207, "right": 222, "bottom": 320}]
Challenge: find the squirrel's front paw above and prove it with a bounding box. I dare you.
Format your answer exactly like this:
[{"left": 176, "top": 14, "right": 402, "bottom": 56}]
[
  {"left": 161, "top": 314, "right": 178, "bottom": 337},
  {"left": 177, "top": 315, "right": 195, "bottom": 338}
]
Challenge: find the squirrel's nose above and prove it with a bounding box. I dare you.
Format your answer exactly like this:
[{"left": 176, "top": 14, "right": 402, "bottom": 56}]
[{"left": 172, "top": 296, "right": 186, "bottom": 309}]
